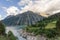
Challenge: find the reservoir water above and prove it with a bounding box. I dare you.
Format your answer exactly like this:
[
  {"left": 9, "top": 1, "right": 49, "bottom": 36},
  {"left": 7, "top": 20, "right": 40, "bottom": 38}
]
[{"left": 6, "top": 26, "right": 26, "bottom": 40}]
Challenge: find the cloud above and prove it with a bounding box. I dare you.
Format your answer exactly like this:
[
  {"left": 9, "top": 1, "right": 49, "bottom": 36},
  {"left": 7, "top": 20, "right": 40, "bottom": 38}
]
[
  {"left": 2, "top": 0, "right": 60, "bottom": 16},
  {"left": 46, "top": 0, "right": 60, "bottom": 14},
  {"left": 18, "top": 0, "right": 60, "bottom": 14},
  {"left": 2, "top": 6, "right": 20, "bottom": 16},
  {"left": 0, "top": 15, "right": 2, "bottom": 20},
  {"left": 18, "top": 0, "right": 51, "bottom": 12}
]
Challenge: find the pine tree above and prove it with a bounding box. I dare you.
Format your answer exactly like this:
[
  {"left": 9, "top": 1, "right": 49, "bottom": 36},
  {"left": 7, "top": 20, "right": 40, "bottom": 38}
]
[
  {"left": 56, "top": 17, "right": 60, "bottom": 30},
  {"left": 8, "top": 31, "right": 16, "bottom": 40},
  {"left": 0, "top": 21, "right": 5, "bottom": 35}
]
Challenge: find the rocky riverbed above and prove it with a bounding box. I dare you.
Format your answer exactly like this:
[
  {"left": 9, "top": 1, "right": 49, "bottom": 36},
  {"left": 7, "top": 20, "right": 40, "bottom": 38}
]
[
  {"left": 18, "top": 29, "right": 60, "bottom": 40},
  {"left": 6, "top": 26, "right": 26, "bottom": 40},
  {"left": 18, "top": 29, "right": 47, "bottom": 40}
]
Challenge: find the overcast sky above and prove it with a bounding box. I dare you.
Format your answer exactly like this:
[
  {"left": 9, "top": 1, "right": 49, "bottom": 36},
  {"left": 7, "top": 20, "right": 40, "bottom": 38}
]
[{"left": 0, "top": 0, "right": 60, "bottom": 20}]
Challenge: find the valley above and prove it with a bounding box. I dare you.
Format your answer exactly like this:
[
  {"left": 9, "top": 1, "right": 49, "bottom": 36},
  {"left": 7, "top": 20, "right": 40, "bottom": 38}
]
[{"left": 1, "top": 11, "right": 60, "bottom": 40}]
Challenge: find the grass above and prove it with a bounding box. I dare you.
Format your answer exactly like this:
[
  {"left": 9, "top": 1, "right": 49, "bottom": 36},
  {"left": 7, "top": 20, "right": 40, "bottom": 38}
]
[
  {"left": 26, "top": 27, "right": 40, "bottom": 33},
  {"left": 0, "top": 36, "right": 7, "bottom": 40},
  {"left": 45, "top": 21, "right": 57, "bottom": 29}
]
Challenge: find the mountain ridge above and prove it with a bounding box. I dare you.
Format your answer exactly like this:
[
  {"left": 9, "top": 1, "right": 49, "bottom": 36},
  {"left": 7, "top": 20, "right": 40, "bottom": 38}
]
[{"left": 2, "top": 11, "right": 45, "bottom": 26}]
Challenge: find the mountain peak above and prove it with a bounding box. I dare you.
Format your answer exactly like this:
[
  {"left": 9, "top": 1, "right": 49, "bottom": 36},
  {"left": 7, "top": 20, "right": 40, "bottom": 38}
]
[
  {"left": 2, "top": 11, "right": 45, "bottom": 26},
  {"left": 23, "top": 11, "right": 35, "bottom": 14}
]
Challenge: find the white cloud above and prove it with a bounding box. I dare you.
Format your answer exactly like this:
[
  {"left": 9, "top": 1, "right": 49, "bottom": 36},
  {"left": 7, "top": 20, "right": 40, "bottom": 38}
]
[
  {"left": 3, "top": 6, "right": 20, "bottom": 16},
  {"left": 2, "top": 0, "right": 60, "bottom": 16},
  {"left": 18, "top": 0, "right": 60, "bottom": 14},
  {"left": 18, "top": 0, "right": 51, "bottom": 12},
  {"left": 0, "top": 15, "right": 2, "bottom": 20}
]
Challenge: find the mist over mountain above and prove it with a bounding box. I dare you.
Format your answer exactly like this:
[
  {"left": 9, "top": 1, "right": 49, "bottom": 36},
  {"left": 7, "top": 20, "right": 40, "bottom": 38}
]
[{"left": 2, "top": 11, "right": 45, "bottom": 26}]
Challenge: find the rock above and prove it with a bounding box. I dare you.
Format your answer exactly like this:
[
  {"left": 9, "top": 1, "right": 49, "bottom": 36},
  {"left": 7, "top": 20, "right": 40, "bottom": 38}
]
[{"left": 19, "top": 29, "right": 47, "bottom": 40}]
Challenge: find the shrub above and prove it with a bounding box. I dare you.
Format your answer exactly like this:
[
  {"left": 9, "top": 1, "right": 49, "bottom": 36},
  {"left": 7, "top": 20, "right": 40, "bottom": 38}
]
[
  {"left": 44, "top": 29, "right": 58, "bottom": 38},
  {"left": 8, "top": 31, "right": 16, "bottom": 40},
  {"left": 0, "top": 21, "right": 5, "bottom": 35}
]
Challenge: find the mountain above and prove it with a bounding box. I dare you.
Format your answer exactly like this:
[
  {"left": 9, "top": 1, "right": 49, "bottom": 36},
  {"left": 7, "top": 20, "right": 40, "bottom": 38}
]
[
  {"left": 2, "top": 11, "right": 45, "bottom": 26},
  {"left": 46, "top": 12, "right": 60, "bottom": 21}
]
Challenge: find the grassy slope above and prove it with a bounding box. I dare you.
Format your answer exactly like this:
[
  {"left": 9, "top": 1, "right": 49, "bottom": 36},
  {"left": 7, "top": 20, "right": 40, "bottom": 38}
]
[{"left": 45, "top": 21, "right": 57, "bottom": 29}]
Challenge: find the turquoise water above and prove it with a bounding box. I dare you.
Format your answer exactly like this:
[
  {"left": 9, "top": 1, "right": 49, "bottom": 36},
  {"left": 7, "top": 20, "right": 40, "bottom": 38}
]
[{"left": 6, "top": 26, "right": 26, "bottom": 40}]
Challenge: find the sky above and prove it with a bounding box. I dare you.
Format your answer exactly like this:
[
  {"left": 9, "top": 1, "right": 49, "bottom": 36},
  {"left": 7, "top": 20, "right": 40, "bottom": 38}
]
[{"left": 0, "top": 0, "right": 60, "bottom": 20}]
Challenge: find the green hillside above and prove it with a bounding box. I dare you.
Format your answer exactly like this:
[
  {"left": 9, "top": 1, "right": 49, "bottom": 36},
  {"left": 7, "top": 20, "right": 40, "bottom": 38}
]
[
  {"left": 25, "top": 12, "right": 60, "bottom": 38},
  {"left": 45, "top": 21, "right": 57, "bottom": 29}
]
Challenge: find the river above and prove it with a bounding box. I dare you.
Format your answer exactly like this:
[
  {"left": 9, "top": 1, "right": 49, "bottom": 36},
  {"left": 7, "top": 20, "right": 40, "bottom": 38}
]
[
  {"left": 5, "top": 26, "right": 60, "bottom": 40},
  {"left": 5, "top": 26, "right": 26, "bottom": 40}
]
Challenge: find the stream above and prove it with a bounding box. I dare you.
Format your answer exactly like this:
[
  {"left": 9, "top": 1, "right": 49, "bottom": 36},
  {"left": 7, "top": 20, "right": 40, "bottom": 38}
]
[{"left": 5, "top": 26, "right": 26, "bottom": 40}]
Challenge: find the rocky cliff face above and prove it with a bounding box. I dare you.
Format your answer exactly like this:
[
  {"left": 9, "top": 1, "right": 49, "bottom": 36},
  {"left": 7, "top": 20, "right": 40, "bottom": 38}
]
[{"left": 2, "top": 11, "right": 45, "bottom": 26}]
